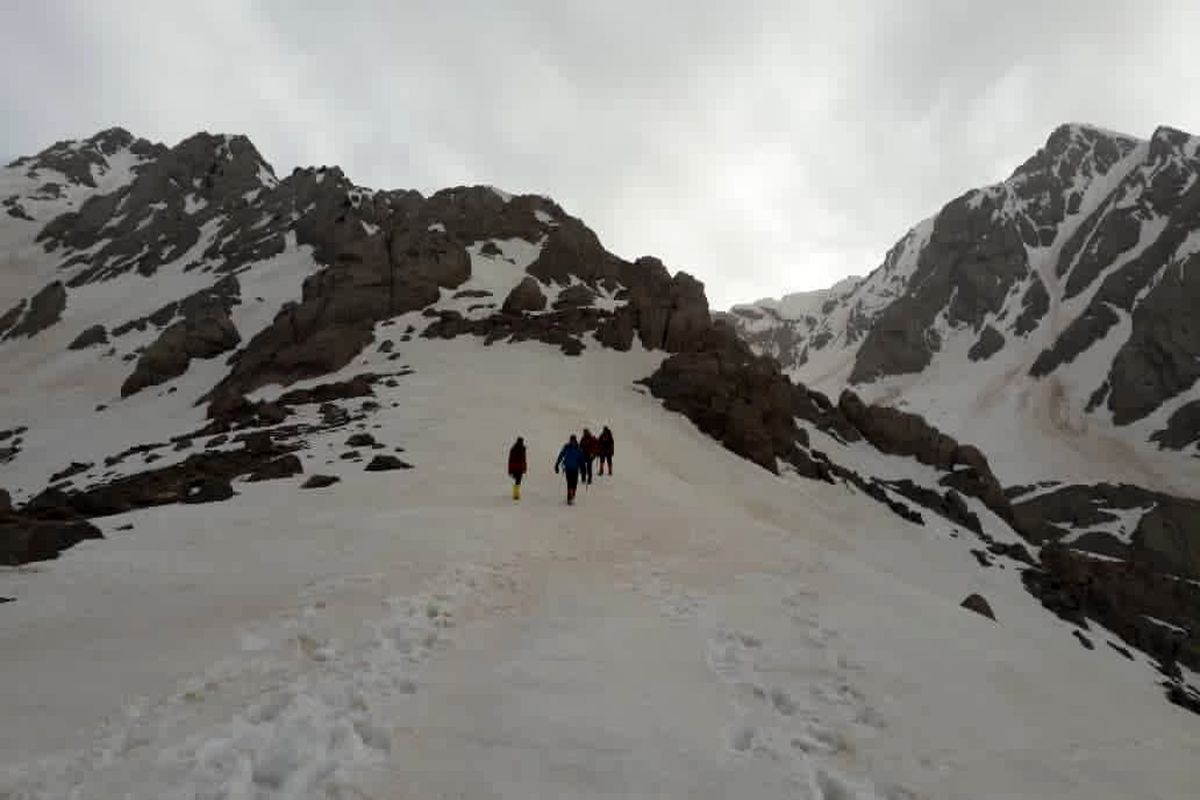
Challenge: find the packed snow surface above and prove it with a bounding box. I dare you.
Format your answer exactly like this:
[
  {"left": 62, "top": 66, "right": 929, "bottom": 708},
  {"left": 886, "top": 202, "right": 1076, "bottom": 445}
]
[{"left": 2, "top": 336, "right": 1197, "bottom": 799}]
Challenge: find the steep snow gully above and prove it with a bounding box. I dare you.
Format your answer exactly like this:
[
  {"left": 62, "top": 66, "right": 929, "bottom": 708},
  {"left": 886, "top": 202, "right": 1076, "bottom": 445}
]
[{"left": 2, "top": 340, "right": 1197, "bottom": 800}]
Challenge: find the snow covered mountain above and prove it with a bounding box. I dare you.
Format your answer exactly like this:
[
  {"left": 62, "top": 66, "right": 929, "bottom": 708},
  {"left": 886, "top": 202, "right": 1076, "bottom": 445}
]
[
  {"left": 729, "top": 124, "right": 1200, "bottom": 496},
  {"left": 2, "top": 128, "right": 1198, "bottom": 798}
]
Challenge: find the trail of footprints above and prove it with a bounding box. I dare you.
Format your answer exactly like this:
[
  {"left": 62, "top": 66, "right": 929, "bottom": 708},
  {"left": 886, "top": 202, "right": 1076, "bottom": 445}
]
[
  {"left": 639, "top": 570, "right": 911, "bottom": 800},
  {"left": 3, "top": 563, "right": 518, "bottom": 799}
]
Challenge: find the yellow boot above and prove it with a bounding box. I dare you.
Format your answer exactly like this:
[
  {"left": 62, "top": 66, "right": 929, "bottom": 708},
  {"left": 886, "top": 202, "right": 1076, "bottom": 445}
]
[{"left": 512, "top": 483, "right": 521, "bottom": 501}]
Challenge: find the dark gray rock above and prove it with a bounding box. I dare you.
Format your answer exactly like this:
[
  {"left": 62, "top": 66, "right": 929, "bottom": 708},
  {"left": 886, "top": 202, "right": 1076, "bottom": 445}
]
[
  {"left": 553, "top": 284, "right": 597, "bottom": 309},
  {"left": 1106, "top": 251, "right": 1200, "bottom": 424},
  {"left": 4, "top": 281, "right": 67, "bottom": 339},
  {"left": 502, "top": 277, "right": 547, "bottom": 313},
  {"left": 121, "top": 307, "right": 241, "bottom": 396},
  {"left": 967, "top": 325, "right": 1005, "bottom": 362},
  {"left": 68, "top": 324, "right": 109, "bottom": 350},
  {"left": 1013, "top": 276, "right": 1049, "bottom": 336},
  {"left": 244, "top": 454, "right": 303, "bottom": 482},
  {"left": 301, "top": 474, "right": 340, "bottom": 489},
  {"left": 850, "top": 192, "right": 1029, "bottom": 383},
  {"left": 1151, "top": 400, "right": 1200, "bottom": 451},
  {"left": 960, "top": 594, "right": 996, "bottom": 621},
  {"left": 365, "top": 455, "right": 412, "bottom": 471}
]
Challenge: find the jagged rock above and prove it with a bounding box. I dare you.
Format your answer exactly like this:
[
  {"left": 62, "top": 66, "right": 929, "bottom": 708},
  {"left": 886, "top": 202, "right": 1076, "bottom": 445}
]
[
  {"left": 961, "top": 593, "right": 996, "bottom": 621},
  {"left": 1134, "top": 501, "right": 1200, "bottom": 580},
  {"left": 49, "top": 461, "right": 92, "bottom": 483},
  {"left": 0, "top": 516, "right": 103, "bottom": 565},
  {"left": 301, "top": 474, "right": 340, "bottom": 489},
  {"left": 1014, "top": 276, "right": 1049, "bottom": 336},
  {"left": 346, "top": 433, "right": 377, "bottom": 448},
  {"left": 502, "top": 277, "right": 548, "bottom": 313},
  {"left": 256, "top": 402, "right": 288, "bottom": 425},
  {"left": 0, "top": 300, "right": 26, "bottom": 337},
  {"left": 639, "top": 325, "right": 802, "bottom": 473},
  {"left": 365, "top": 455, "right": 412, "bottom": 471},
  {"left": 68, "top": 324, "right": 108, "bottom": 350},
  {"left": 849, "top": 192, "right": 1029, "bottom": 383},
  {"left": 245, "top": 454, "right": 303, "bottom": 482},
  {"left": 121, "top": 308, "right": 241, "bottom": 397},
  {"left": 553, "top": 284, "right": 597, "bottom": 309},
  {"left": 1106, "top": 252, "right": 1200, "bottom": 424},
  {"left": 4, "top": 281, "right": 67, "bottom": 339},
  {"left": 1151, "top": 400, "right": 1200, "bottom": 451},
  {"left": 274, "top": 375, "right": 375, "bottom": 406},
  {"left": 967, "top": 325, "right": 1005, "bottom": 362},
  {"left": 183, "top": 476, "right": 235, "bottom": 504},
  {"left": 1022, "top": 543, "right": 1200, "bottom": 673}
]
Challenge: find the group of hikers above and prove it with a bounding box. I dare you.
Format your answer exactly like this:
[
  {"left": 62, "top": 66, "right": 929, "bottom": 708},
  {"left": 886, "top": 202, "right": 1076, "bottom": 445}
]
[{"left": 506, "top": 426, "right": 615, "bottom": 505}]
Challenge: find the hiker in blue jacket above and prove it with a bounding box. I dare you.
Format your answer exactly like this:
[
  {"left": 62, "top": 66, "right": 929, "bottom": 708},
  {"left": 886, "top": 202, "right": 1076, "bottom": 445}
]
[{"left": 554, "top": 434, "right": 585, "bottom": 505}]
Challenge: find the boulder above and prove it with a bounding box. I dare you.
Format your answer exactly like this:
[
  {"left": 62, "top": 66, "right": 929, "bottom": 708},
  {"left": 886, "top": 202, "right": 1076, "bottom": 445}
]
[
  {"left": 301, "top": 474, "right": 340, "bottom": 489},
  {"left": 346, "top": 432, "right": 377, "bottom": 448},
  {"left": 960, "top": 593, "right": 996, "bottom": 621},
  {"left": 365, "top": 455, "right": 412, "bottom": 471},
  {"left": 502, "top": 277, "right": 548, "bottom": 313}
]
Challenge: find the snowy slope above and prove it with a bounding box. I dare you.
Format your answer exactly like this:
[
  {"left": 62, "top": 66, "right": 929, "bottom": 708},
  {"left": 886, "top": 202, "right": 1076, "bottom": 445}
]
[
  {"left": 731, "top": 124, "right": 1200, "bottom": 494},
  {"left": 1, "top": 126, "right": 1197, "bottom": 799},
  {"left": 3, "top": 337, "right": 1197, "bottom": 800}
]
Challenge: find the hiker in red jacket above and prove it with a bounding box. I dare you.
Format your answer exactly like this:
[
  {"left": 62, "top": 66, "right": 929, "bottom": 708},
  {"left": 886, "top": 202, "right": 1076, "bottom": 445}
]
[
  {"left": 580, "top": 427, "right": 598, "bottom": 485},
  {"left": 597, "top": 426, "right": 614, "bottom": 476},
  {"left": 508, "top": 437, "right": 527, "bottom": 501}
]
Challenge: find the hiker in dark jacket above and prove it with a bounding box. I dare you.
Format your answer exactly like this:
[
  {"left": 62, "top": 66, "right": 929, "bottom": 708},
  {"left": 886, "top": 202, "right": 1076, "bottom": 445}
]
[
  {"left": 508, "top": 437, "right": 527, "bottom": 501},
  {"left": 580, "top": 428, "right": 598, "bottom": 485},
  {"left": 597, "top": 426, "right": 614, "bottom": 476},
  {"left": 554, "top": 434, "right": 585, "bottom": 505}
]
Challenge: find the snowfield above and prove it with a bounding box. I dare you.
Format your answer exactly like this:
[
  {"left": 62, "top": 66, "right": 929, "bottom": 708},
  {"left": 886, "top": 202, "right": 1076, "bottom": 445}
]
[{"left": 2, "top": 334, "right": 1197, "bottom": 799}]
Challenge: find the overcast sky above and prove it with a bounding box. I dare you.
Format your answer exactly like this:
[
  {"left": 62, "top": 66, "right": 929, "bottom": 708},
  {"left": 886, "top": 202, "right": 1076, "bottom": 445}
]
[{"left": 2, "top": 1, "right": 1198, "bottom": 308}]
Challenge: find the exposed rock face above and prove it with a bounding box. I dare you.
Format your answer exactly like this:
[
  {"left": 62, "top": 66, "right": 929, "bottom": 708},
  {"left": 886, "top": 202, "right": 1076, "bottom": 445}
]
[
  {"left": 638, "top": 323, "right": 804, "bottom": 473},
  {"left": 553, "top": 284, "right": 597, "bottom": 310},
  {"left": 8, "top": 127, "right": 161, "bottom": 188},
  {"left": 968, "top": 325, "right": 1005, "bottom": 362},
  {"left": 1106, "top": 252, "right": 1200, "bottom": 424},
  {"left": 1151, "top": 400, "right": 1200, "bottom": 451},
  {"left": 3, "top": 281, "right": 66, "bottom": 339},
  {"left": 121, "top": 307, "right": 241, "bottom": 396},
  {"left": 1012, "top": 482, "right": 1200, "bottom": 579},
  {"left": 0, "top": 513, "right": 103, "bottom": 565},
  {"left": 502, "top": 276, "right": 547, "bottom": 313},
  {"left": 849, "top": 191, "right": 1030, "bottom": 384},
  {"left": 68, "top": 324, "right": 108, "bottom": 350},
  {"left": 1023, "top": 544, "right": 1200, "bottom": 675},
  {"left": 728, "top": 124, "right": 1200, "bottom": 470}
]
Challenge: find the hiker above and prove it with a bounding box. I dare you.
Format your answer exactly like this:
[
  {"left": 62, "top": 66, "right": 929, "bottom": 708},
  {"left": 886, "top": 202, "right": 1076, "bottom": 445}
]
[
  {"left": 508, "top": 436, "right": 527, "bottom": 500},
  {"left": 580, "top": 427, "right": 598, "bottom": 485},
  {"left": 554, "top": 434, "right": 584, "bottom": 505},
  {"left": 598, "top": 426, "right": 614, "bottom": 476}
]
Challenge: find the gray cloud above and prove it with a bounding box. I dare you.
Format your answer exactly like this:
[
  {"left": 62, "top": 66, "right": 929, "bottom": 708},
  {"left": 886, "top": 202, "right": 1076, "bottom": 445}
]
[{"left": 3, "top": 0, "right": 1198, "bottom": 308}]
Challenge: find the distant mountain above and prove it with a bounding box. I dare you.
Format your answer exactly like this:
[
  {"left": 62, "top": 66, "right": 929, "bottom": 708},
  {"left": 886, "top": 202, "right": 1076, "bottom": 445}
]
[{"left": 729, "top": 124, "right": 1200, "bottom": 495}]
